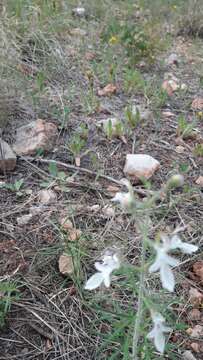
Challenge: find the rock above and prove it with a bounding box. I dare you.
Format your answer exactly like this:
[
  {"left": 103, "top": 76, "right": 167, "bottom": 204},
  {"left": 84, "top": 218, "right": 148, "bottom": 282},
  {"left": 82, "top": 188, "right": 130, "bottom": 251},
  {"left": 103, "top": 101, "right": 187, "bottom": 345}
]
[
  {"left": 182, "top": 350, "right": 197, "bottom": 360},
  {"left": 98, "top": 84, "right": 117, "bottom": 97},
  {"left": 72, "top": 7, "right": 85, "bottom": 17},
  {"left": 189, "top": 288, "right": 203, "bottom": 307},
  {"left": 175, "top": 145, "right": 185, "bottom": 154},
  {"left": 186, "top": 325, "right": 203, "bottom": 338},
  {"left": 195, "top": 176, "right": 203, "bottom": 187},
  {"left": 124, "top": 154, "right": 160, "bottom": 180},
  {"left": 166, "top": 53, "right": 179, "bottom": 66},
  {"left": 191, "top": 97, "right": 203, "bottom": 110},
  {"left": 13, "top": 119, "right": 58, "bottom": 155},
  {"left": 59, "top": 254, "right": 74, "bottom": 275},
  {"left": 102, "top": 205, "right": 115, "bottom": 218},
  {"left": 38, "top": 189, "right": 57, "bottom": 204},
  {"left": 188, "top": 309, "right": 201, "bottom": 321},
  {"left": 0, "top": 139, "right": 16, "bottom": 172},
  {"left": 17, "top": 214, "right": 33, "bottom": 226}
]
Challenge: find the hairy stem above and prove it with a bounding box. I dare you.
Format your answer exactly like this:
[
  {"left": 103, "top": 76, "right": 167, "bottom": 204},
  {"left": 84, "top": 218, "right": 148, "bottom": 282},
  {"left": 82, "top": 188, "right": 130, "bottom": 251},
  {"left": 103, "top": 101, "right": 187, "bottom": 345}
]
[{"left": 132, "top": 227, "right": 147, "bottom": 360}]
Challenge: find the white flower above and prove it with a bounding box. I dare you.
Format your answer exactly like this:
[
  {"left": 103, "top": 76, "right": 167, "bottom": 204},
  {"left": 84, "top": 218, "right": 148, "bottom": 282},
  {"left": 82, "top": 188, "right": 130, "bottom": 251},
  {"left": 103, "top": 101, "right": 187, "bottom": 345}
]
[
  {"left": 149, "top": 234, "right": 198, "bottom": 292},
  {"left": 147, "top": 311, "right": 172, "bottom": 354},
  {"left": 111, "top": 178, "right": 134, "bottom": 209},
  {"left": 84, "top": 253, "right": 120, "bottom": 290}
]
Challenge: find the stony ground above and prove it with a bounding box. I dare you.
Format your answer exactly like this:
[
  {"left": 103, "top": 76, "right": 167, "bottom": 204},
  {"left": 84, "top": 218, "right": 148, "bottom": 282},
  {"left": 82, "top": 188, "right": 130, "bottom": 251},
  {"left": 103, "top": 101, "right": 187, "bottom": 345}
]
[{"left": 0, "top": 1, "right": 203, "bottom": 359}]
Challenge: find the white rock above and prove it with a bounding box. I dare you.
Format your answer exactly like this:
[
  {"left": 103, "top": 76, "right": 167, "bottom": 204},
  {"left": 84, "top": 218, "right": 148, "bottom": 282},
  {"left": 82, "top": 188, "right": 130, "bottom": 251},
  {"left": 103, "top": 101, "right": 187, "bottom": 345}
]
[
  {"left": 124, "top": 154, "right": 160, "bottom": 180},
  {"left": 102, "top": 205, "right": 115, "bottom": 218},
  {"left": 13, "top": 119, "right": 58, "bottom": 156},
  {"left": 72, "top": 7, "right": 86, "bottom": 17},
  {"left": 182, "top": 351, "right": 197, "bottom": 360},
  {"left": 17, "top": 214, "right": 33, "bottom": 225},
  {"left": 166, "top": 53, "right": 179, "bottom": 66},
  {"left": 38, "top": 189, "right": 57, "bottom": 204}
]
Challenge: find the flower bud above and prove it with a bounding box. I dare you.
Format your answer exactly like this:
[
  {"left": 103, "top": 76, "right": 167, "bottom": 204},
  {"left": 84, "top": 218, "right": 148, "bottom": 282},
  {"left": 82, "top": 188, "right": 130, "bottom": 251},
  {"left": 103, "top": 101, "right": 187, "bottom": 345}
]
[{"left": 166, "top": 174, "right": 184, "bottom": 189}]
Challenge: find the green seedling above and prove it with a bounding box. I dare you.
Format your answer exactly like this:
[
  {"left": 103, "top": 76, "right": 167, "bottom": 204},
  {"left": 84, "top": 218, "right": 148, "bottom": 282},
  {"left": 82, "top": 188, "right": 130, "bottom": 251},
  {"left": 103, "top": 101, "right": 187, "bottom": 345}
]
[
  {"left": 67, "top": 125, "right": 89, "bottom": 166},
  {"left": 125, "top": 105, "right": 141, "bottom": 129},
  {"left": 124, "top": 68, "right": 145, "bottom": 94},
  {"left": 0, "top": 179, "right": 24, "bottom": 196},
  {"left": 177, "top": 115, "right": 195, "bottom": 139},
  {"left": 103, "top": 118, "right": 125, "bottom": 140},
  {"left": 193, "top": 143, "right": 203, "bottom": 157},
  {"left": 0, "top": 281, "right": 19, "bottom": 328}
]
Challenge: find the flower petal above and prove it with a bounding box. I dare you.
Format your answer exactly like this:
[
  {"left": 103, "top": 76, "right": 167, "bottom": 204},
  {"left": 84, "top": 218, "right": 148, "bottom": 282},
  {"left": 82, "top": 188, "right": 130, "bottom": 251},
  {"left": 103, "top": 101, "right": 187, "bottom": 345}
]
[
  {"left": 84, "top": 272, "right": 104, "bottom": 290},
  {"left": 164, "top": 254, "right": 180, "bottom": 267},
  {"left": 103, "top": 272, "right": 111, "bottom": 287},
  {"left": 160, "top": 264, "right": 175, "bottom": 292},
  {"left": 177, "top": 242, "right": 198, "bottom": 254},
  {"left": 147, "top": 328, "right": 156, "bottom": 339},
  {"left": 154, "top": 329, "right": 166, "bottom": 353},
  {"left": 95, "top": 261, "right": 105, "bottom": 272},
  {"left": 149, "top": 255, "right": 162, "bottom": 273}
]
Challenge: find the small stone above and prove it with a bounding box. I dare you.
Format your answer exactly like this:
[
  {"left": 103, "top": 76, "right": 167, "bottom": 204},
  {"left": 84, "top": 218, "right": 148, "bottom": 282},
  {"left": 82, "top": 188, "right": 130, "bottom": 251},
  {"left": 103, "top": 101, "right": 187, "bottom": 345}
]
[
  {"left": 162, "top": 110, "right": 175, "bottom": 117},
  {"left": 195, "top": 176, "right": 203, "bottom": 187},
  {"left": 191, "top": 97, "right": 203, "bottom": 110},
  {"left": 72, "top": 7, "right": 85, "bottom": 17},
  {"left": 58, "top": 254, "right": 74, "bottom": 275},
  {"left": 182, "top": 350, "right": 197, "bottom": 360},
  {"left": 166, "top": 53, "right": 179, "bottom": 66},
  {"left": 188, "top": 309, "right": 201, "bottom": 321},
  {"left": 13, "top": 119, "right": 58, "bottom": 156},
  {"left": 124, "top": 154, "right": 160, "bottom": 180},
  {"left": 175, "top": 145, "right": 185, "bottom": 154},
  {"left": 60, "top": 217, "right": 73, "bottom": 231},
  {"left": 70, "top": 28, "right": 87, "bottom": 37},
  {"left": 38, "top": 189, "right": 57, "bottom": 204},
  {"left": 0, "top": 139, "right": 16, "bottom": 172},
  {"left": 102, "top": 205, "right": 115, "bottom": 218},
  {"left": 89, "top": 204, "right": 100, "bottom": 212},
  {"left": 17, "top": 214, "right": 33, "bottom": 226}
]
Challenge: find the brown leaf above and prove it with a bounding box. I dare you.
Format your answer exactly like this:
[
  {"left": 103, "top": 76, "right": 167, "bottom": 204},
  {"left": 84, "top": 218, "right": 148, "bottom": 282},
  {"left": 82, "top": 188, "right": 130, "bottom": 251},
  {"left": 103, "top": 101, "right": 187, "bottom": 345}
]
[
  {"left": 190, "top": 342, "right": 200, "bottom": 353},
  {"left": 85, "top": 51, "right": 96, "bottom": 61},
  {"left": 188, "top": 309, "right": 201, "bottom": 321},
  {"left": 59, "top": 254, "right": 74, "bottom": 275},
  {"left": 162, "top": 79, "right": 179, "bottom": 96},
  {"left": 98, "top": 83, "right": 117, "bottom": 97},
  {"left": 195, "top": 176, "right": 203, "bottom": 187},
  {"left": 186, "top": 325, "right": 203, "bottom": 338},
  {"left": 191, "top": 97, "right": 203, "bottom": 110},
  {"left": 68, "top": 228, "right": 81, "bottom": 241},
  {"left": 60, "top": 217, "right": 73, "bottom": 231},
  {"left": 189, "top": 287, "right": 203, "bottom": 307},
  {"left": 193, "top": 261, "right": 203, "bottom": 282}
]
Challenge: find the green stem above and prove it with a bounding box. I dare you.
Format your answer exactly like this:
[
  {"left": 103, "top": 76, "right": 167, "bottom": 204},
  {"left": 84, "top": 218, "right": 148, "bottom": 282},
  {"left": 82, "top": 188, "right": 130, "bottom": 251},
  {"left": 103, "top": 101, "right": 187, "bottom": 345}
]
[{"left": 132, "top": 227, "right": 147, "bottom": 360}]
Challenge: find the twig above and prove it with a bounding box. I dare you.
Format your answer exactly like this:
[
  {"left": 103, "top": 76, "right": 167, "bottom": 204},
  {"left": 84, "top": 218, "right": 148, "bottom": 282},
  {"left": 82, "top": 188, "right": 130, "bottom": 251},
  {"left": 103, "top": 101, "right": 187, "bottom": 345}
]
[{"left": 20, "top": 156, "right": 149, "bottom": 196}]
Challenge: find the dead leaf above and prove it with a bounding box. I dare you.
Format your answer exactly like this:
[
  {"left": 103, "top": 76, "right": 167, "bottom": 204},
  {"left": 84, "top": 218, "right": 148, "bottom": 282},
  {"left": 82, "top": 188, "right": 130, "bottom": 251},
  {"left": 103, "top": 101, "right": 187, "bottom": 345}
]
[
  {"left": 98, "top": 83, "right": 117, "bottom": 97},
  {"left": 85, "top": 51, "right": 96, "bottom": 61},
  {"left": 189, "top": 287, "right": 203, "bottom": 307},
  {"left": 188, "top": 309, "right": 201, "bottom": 321},
  {"left": 191, "top": 97, "right": 203, "bottom": 110},
  {"left": 186, "top": 325, "right": 203, "bottom": 338},
  {"left": 162, "top": 79, "right": 179, "bottom": 96},
  {"left": 59, "top": 254, "right": 74, "bottom": 275},
  {"left": 60, "top": 217, "right": 73, "bottom": 231},
  {"left": 106, "top": 185, "right": 120, "bottom": 195},
  {"left": 190, "top": 343, "right": 200, "bottom": 353},
  {"left": 195, "top": 176, "right": 203, "bottom": 187},
  {"left": 193, "top": 261, "right": 203, "bottom": 282},
  {"left": 68, "top": 228, "right": 81, "bottom": 241}
]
